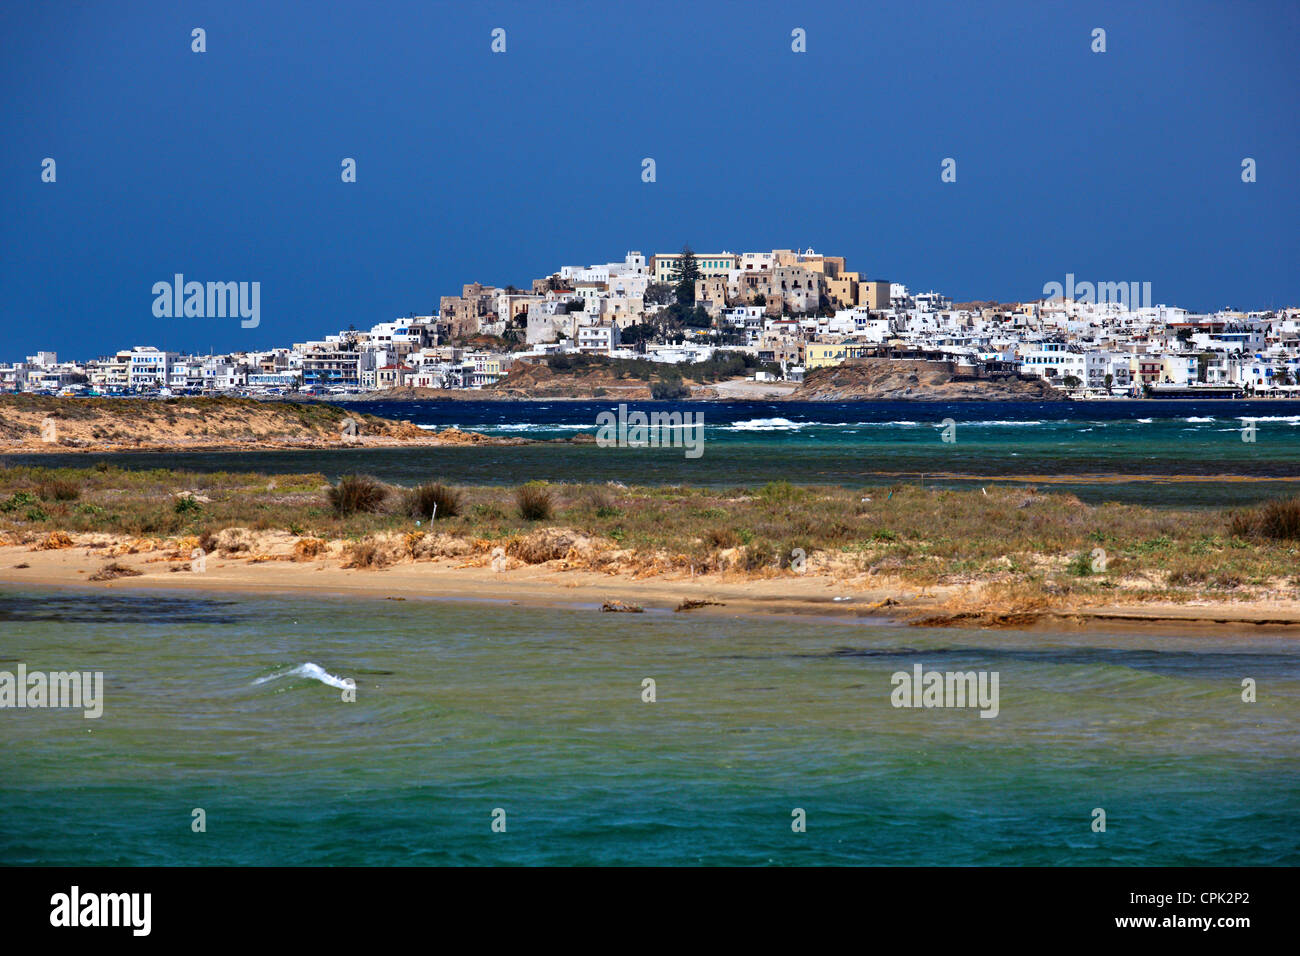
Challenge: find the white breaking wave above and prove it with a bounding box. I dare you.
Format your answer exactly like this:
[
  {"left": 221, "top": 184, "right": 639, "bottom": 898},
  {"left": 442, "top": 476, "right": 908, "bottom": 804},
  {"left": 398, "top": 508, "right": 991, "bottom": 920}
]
[
  {"left": 703, "top": 417, "right": 1057, "bottom": 430},
  {"left": 489, "top": 423, "right": 594, "bottom": 432},
  {"left": 809, "top": 419, "right": 1040, "bottom": 428},
  {"left": 726, "top": 417, "right": 805, "bottom": 431},
  {"left": 1183, "top": 416, "right": 1216, "bottom": 423},
  {"left": 753, "top": 420, "right": 920, "bottom": 427},
  {"left": 254, "top": 662, "right": 354, "bottom": 691},
  {"left": 1237, "top": 415, "right": 1300, "bottom": 424},
  {"left": 960, "top": 420, "right": 1045, "bottom": 427},
  {"left": 419, "top": 422, "right": 599, "bottom": 433}
]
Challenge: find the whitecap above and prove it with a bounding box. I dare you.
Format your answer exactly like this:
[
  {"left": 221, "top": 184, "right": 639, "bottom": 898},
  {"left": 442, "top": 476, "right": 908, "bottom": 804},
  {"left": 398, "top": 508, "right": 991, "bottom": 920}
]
[
  {"left": 727, "top": 417, "right": 805, "bottom": 431},
  {"left": 254, "top": 662, "right": 355, "bottom": 691},
  {"left": 490, "top": 423, "right": 594, "bottom": 432}
]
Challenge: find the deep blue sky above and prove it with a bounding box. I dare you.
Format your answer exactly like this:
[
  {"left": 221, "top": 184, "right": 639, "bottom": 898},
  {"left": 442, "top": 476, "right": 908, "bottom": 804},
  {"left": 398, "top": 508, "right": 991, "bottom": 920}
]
[{"left": 2, "top": 0, "right": 1297, "bottom": 360}]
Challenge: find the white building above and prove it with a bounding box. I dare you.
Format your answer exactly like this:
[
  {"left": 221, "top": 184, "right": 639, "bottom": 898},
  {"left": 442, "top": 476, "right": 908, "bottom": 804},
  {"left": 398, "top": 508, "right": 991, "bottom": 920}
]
[
  {"left": 1019, "top": 342, "right": 1085, "bottom": 384},
  {"left": 577, "top": 323, "right": 619, "bottom": 354},
  {"left": 128, "top": 347, "right": 177, "bottom": 390}
]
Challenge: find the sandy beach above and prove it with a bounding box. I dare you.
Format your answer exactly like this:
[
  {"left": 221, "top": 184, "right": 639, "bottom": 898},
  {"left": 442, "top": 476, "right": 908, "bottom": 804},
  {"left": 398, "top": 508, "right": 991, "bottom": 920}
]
[{"left": 5, "top": 538, "right": 1299, "bottom": 634}]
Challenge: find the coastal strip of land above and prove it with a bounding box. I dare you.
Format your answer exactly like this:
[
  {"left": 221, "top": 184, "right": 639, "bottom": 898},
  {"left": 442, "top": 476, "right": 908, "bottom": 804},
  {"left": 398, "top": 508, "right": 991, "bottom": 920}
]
[
  {"left": 2, "top": 465, "right": 1297, "bottom": 631},
  {"left": 0, "top": 394, "right": 587, "bottom": 453}
]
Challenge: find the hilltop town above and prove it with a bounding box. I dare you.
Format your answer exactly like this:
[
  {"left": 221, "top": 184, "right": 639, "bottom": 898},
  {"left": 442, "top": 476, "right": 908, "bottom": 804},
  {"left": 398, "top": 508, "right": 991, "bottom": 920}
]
[{"left": 5, "top": 247, "right": 1299, "bottom": 400}]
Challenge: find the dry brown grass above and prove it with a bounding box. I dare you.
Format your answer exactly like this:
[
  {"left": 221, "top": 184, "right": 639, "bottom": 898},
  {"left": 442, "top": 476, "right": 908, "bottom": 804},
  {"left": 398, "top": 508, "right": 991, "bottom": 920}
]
[
  {"left": 88, "top": 561, "right": 142, "bottom": 581},
  {"left": 516, "top": 482, "right": 554, "bottom": 521},
  {"left": 342, "top": 538, "right": 392, "bottom": 569},
  {"left": 400, "top": 482, "right": 461, "bottom": 520},
  {"left": 328, "top": 474, "right": 389, "bottom": 516},
  {"left": 35, "top": 531, "right": 74, "bottom": 550},
  {"left": 1231, "top": 496, "right": 1300, "bottom": 541},
  {"left": 37, "top": 478, "right": 80, "bottom": 501},
  {"left": 292, "top": 538, "right": 328, "bottom": 561}
]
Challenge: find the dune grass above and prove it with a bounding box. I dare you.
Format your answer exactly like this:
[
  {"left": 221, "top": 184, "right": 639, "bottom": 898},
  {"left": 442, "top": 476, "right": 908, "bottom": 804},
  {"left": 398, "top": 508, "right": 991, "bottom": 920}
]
[
  {"left": 400, "top": 482, "right": 461, "bottom": 520},
  {"left": 328, "top": 474, "right": 389, "bottom": 516},
  {"left": 516, "top": 482, "right": 554, "bottom": 521}
]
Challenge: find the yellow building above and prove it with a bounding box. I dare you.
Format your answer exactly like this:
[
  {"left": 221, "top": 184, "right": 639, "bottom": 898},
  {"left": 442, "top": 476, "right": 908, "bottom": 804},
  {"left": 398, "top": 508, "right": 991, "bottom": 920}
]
[
  {"left": 651, "top": 252, "right": 737, "bottom": 284},
  {"left": 805, "top": 340, "right": 877, "bottom": 369},
  {"left": 826, "top": 273, "right": 859, "bottom": 309},
  {"left": 858, "top": 280, "right": 890, "bottom": 310},
  {"left": 805, "top": 342, "right": 847, "bottom": 369}
]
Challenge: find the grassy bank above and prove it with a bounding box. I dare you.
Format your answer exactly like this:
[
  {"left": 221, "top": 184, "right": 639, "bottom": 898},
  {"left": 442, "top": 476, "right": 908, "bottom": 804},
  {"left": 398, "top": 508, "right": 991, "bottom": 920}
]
[
  {"left": 0, "top": 395, "right": 425, "bottom": 448},
  {"left": 1, "top": 464, "right": 1297, "bottom": 610}
]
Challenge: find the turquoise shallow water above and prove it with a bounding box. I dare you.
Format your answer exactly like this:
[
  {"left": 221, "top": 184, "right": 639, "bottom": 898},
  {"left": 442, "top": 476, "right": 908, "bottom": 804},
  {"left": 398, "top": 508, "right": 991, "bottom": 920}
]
[{"left": 1, "top": 586, "right": 1296, "bottom": 865}]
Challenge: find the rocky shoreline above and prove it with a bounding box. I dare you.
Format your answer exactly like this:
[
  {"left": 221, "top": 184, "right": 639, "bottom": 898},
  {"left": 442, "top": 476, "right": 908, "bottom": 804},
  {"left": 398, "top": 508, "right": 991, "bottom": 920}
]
[
  {"left": 789, "top": 361, "right": 1066, "bottom": 401},
  {"left": 327, "top": 360, "right": 1068, "bottom": 403}
]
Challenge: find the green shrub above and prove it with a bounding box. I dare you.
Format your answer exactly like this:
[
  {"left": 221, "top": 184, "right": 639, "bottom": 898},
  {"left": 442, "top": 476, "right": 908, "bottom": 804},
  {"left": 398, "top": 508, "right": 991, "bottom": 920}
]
[
  {"left": 1066, "top": 551, "right": 1095, "bottom": 576},
  {"left": 0, "top": 492, "right": 39, "bottom": 513},
  {"left": 757, "top": 480, "right": 805, "bottom": 505},
  {"left": 650, "top": 380, "right": 690, "bottom": 400}
]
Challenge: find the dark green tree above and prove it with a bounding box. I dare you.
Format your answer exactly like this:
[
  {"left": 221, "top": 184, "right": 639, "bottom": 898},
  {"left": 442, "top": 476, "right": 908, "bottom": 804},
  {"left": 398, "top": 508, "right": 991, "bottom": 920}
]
[
  {"left": 674, "top": 244, "right": 701, "bottom": 305},
  {"left": 644, "top": 283, "right": 673, "bottom": 306},
  {"left": 685, "top": 305, "right": 712, "bottom": 328},
  {"left": 619, "top": 322, "right": 658, "bottom": 347},
  {"left": 651, "top": 380, "right": 690, "bottom": 400}
]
